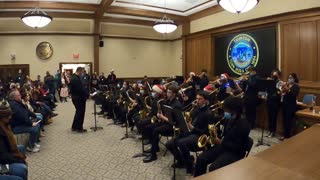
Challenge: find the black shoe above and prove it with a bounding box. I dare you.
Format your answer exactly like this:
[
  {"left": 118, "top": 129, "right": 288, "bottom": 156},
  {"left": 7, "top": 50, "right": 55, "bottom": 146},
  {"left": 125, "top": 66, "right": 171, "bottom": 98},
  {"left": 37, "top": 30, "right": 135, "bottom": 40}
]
[
  {"left": 143, "top": 155, "right": 157, "bottom": 163},
  {"left": 171, "top": 162, "right": 184, "bottom": 168},
  {"left": 77, "top": 129, "right": 87, "bottom": 133},
  {"left": 71, "top": 128, "right": 77, "bottom": 132}
]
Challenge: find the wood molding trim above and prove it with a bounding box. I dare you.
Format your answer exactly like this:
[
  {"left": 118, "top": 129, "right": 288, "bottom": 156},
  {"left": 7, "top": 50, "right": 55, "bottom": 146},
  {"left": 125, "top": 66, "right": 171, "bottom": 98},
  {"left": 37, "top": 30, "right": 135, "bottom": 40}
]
[
  {"left": 102, "top": 35, "right": 182, "bottom": 42},
  {"left": 101, "top": 17, "right": 154, "bottom": 26},
  {"left": 95, "top": 0, "right": 114, "bottom": 19},
  {"left": 187, "top": 7, "right": 320, "bottom": 39},
  {"left": 0, "top": 11, "right": 94, "bottom": 19},
  {"left": 188, "top": 5, "right": 224, "bottom": 21},
  {"left": 0, "top": 33, "right": 94, "bottom": 36},
  {"left": 0, "top": 1, "right": 98, "bottom": 12},
  {"left": 93, "top": 19, "right": 100, "bottom": 73}
]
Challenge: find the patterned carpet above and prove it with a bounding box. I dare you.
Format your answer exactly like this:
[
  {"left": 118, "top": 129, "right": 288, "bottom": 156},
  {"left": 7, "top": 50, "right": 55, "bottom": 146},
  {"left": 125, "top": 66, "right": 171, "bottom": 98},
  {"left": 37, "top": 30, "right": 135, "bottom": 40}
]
[{"left": 26, "top": 99, "right": 281, "bottom": 180}]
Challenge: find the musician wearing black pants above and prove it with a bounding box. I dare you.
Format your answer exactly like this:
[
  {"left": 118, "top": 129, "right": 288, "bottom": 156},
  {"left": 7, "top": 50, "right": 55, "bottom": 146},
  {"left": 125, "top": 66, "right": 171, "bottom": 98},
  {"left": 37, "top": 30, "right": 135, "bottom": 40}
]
[
  {"left": 281, "top": 73, "right": 300, "bottom": 140},
  {"left": 69, "top": 67, "right": 89, "bottom": 133},
  {"left": 166, "top": 91, "right": 211, "bottom": 174},
  {"left": 266, "top": 69, "right": 282, "bottom": 137},
  {"left": 143, "top": 86, "right": 182, "bottom": 163},
  {"left": 243, "top": 66, "right": 259, "bottom": 129},
  {"left": 194, "top": 96, "right": 250, "bottom": 177}
]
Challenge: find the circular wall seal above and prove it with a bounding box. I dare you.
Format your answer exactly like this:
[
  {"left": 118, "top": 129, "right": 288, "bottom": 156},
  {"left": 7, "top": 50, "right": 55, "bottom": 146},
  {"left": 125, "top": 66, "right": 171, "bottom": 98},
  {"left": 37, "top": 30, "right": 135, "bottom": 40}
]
[
  {"left": 226, "top": 34, "right": 259, "bottom": 75},
  {"left": 36, "top": 42, "right": 53, "bottom": 60}
]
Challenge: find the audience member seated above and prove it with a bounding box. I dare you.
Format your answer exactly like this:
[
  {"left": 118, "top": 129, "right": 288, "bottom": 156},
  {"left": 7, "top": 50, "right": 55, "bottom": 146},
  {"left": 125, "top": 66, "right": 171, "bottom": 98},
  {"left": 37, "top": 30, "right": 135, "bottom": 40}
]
[
  {"left": 0, "top": 100, "right": 28, "bottom": 180},
  {"left": 9, "top": 90, "right": 41, "bottom": 153}
]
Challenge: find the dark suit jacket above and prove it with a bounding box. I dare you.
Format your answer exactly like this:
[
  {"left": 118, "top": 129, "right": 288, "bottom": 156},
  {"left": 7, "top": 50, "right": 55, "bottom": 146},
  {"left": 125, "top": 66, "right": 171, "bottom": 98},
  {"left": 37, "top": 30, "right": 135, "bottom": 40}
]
[
  {"left": 69, "top": 74, "right": 89, "bottom": 98},
  {"left": 221, "top": 116, "right": 251, "bottom": 157},
  {"left": 190, "top": 106, "right": 211, "bottom": 135},
  {"left": 9, "top": 100, "right": 33, "bottom": 128}
]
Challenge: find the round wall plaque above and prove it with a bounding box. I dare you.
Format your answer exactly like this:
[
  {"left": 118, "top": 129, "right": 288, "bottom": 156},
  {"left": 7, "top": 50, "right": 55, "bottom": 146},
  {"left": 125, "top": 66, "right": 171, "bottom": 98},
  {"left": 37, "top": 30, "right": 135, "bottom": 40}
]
[{"left": 36, "top": 42, "right": 53, "bottom": 60}]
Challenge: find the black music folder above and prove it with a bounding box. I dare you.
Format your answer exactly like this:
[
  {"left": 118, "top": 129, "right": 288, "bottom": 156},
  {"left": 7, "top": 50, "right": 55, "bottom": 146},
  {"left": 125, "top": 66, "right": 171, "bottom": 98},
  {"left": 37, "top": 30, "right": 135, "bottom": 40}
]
[{"left": 162, "top": 105, "right": 190, "bottom": 133}]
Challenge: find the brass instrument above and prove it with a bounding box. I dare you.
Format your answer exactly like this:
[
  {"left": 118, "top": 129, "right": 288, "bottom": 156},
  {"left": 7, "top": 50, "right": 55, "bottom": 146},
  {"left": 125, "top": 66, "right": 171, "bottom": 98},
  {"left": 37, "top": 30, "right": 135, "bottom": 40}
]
[
  {"left": 210, "top": 92, "right": 244, "bottom": 112},
  {"left": 151, "top": 99, "right": 164, "bottom": 123},
  {"left": 198, "top": 118, "right": 225, "bottom": 148},
  {"left": 139, "top": 96, "right": 152, "bottom": 120},
  {"left": 184, "top": 100, "right": 197, "bottom": 123},
  {"left": 163, "top": 81, "right": 175, "bottom": 89}
]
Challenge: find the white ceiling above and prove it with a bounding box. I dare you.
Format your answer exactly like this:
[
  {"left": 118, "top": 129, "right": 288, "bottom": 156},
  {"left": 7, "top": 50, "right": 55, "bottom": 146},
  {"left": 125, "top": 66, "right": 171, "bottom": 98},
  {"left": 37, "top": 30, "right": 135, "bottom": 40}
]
[
  {"left": 111, "top": 0, "right": 218, "bottom": 16},
  {"left": 0, "top": 0, "right": 102, "bottom": 4}
]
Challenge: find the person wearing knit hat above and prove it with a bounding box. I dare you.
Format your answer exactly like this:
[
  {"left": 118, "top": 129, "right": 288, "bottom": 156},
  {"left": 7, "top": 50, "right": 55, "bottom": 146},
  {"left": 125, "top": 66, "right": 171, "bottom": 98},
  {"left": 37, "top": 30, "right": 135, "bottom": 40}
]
[
  {"left": 203, "top": 84, "right": 214, "bottom": 93},
  {"left": 215, "top": 73, "right": 241, "bottom": 101},
  {"left": 152, "top": 85, "right": 165, "bottom": 97},
  {"left": 220, "top": 73, "right": 230, "bottom": 80},
  {"left": 0, "top": 100, "right": 28, "bottom": 180}
]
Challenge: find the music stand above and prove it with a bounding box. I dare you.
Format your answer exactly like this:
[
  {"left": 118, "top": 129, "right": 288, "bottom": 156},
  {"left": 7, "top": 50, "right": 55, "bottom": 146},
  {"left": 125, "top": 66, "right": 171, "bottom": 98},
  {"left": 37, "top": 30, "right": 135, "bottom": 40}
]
[
  {"left": 89, "top": 91, "right": 104, "bottom": 131},
  {"left": 255, "top": 79, "right": 276, "bottom": 147},
  {"left": 162, "top": 106, "right": 184, "bottom": 180}
]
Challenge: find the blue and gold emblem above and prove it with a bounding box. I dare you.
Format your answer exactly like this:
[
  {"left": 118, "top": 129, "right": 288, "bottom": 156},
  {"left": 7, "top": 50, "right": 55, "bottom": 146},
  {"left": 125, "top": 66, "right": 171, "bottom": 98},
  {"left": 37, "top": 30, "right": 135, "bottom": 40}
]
[{"left": 227, "top": 34, "right": 259, "bottom": 75}]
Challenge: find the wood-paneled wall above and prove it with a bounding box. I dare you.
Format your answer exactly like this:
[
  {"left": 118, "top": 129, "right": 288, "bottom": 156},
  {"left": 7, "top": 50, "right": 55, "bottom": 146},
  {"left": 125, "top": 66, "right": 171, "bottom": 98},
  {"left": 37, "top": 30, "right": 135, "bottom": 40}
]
[
  {"left": 280, "top": 16, "right": 320, "bottom": 104},
  {"left": 184, "top": 9, "right": 320, "bottom": 103},
  {"left": 185, "top": 34, "right": 212, "bottom": 77}
]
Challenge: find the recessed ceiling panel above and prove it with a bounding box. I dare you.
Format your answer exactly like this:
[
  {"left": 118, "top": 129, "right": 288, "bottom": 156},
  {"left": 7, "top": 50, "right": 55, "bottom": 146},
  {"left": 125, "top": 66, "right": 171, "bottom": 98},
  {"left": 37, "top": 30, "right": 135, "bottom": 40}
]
[{"left": 112, "top": 0, "right": 215, "bottom": 13}]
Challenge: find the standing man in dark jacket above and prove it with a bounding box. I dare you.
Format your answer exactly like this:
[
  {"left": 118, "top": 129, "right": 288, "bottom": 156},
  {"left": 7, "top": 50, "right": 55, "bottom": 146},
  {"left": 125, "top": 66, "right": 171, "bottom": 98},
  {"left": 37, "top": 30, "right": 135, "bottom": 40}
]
[
  {"left": 194, "top": 96, "right": 250, "bottom": 177},
  {"left": 15, "top": 69, "right": 24, "bottom": 87},
  {"left": 198, "top": 69, "right": 209, "bottom": 90},
  {"left": 69, "top": 67, "right": 89, "bottom": 133},
  {"left": 166, "top": 91, "right": 212, "bottom": 173},
  {"left": 243, "top": 66, "right": 259, "bottom": 129}
]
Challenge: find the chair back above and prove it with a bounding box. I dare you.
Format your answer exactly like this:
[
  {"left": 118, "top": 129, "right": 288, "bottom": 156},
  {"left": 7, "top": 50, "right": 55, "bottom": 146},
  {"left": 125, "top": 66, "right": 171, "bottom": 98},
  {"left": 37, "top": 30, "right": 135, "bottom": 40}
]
[{"left": 302, "top": 94, "right": 317, "bottom": 105}]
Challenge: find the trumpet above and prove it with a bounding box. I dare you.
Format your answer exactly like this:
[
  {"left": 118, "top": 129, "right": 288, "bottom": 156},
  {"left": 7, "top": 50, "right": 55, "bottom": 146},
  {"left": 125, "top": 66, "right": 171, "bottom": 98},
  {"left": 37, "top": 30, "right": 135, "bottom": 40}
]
[
  {"left": 179, "top": 86, "right": 193, "bottom": 94},
  {"left": 184, "top": 100, "right": 197, "bottom": 123},
  {"left": 198, "top": 118, "right": 225, "bottom": 148},
  {"left": 163, "top": 81, "right": 175, "bottom": 89}
]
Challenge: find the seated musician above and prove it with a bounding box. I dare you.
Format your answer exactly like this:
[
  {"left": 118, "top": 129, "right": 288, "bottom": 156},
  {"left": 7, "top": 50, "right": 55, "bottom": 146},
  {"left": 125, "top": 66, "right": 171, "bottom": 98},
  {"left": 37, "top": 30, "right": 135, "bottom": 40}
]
[
  {"left": 178, "top": 83, "right": 195, "bottom": 108},
  {"left": 166, "top": 91, "right": 212, "bottom": 174},
  {"left": 194, "top": 96, "right": 250, "bottom": 177},
  {"left": 215, "top": 73, "right": 241, "bottom": 101},
  {"left": 143, "top": 85, "right": 182, "bottom": 163},
  {"left": 136, "top": 84, "right": 165, "bottom": 143}
]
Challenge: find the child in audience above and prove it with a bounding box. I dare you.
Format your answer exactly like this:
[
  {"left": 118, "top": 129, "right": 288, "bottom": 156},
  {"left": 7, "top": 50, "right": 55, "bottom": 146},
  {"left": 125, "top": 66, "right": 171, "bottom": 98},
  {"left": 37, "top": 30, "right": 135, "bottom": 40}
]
[{"left": 60, "top": 84, "right": 69, "bottom": 102}]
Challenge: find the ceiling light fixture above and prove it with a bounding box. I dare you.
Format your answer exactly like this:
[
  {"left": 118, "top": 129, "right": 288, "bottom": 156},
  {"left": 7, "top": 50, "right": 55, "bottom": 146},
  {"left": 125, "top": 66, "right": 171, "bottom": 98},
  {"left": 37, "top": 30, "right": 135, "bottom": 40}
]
[
  {"left": 153, "top": 15, "right": 177, "bottom": 34},
  {"left": 218, "top": 0, "right": 260, "bottom": 13},
  {"left": 153, "top": 0, "right": 177, "bottom": 34},
  {"left": 21, "top": 6, "right": 53, "bottom": 28}
]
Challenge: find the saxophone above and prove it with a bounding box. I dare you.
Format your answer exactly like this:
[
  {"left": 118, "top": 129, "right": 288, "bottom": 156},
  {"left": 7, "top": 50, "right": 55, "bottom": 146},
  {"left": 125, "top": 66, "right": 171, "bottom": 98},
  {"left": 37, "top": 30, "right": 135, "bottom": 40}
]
[
  {"left": 139, "top": 96, "right": 151, "bottom": 120},
  {"left": 151, "top": 99, "right": 164, "bottom": 123},
  {"left": 197, "top": 118, "right": 225, "bottom": 148}
]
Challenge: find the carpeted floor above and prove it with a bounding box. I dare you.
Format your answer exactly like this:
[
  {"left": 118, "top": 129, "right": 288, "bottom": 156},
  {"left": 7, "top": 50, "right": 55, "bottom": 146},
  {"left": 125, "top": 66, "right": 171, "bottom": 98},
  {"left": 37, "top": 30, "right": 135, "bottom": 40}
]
[{"left": 27, "top": 99, "right": 280, "bottom": 180}]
